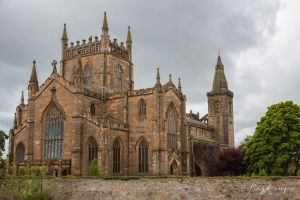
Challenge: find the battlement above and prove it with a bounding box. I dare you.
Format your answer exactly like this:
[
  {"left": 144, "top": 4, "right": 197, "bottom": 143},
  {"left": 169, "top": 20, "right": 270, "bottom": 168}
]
[
  {"left": 64, "top": 36, "right": 129, "bottom": 61},
  {"left": 65, "top": 36, "right": 102, "bottom": 60},
  {"left": 110, "top": 38, "right": 129, "bottom": 60}
]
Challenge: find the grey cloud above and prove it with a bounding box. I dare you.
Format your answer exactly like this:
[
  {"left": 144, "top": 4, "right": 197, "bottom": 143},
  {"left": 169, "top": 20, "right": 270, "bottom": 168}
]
[{"left": 0, "top": 0, "right": 285, "bottom": 151}]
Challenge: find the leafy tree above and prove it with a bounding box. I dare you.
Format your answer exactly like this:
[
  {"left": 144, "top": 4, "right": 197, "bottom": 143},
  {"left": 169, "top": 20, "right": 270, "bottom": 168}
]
[
  {"left": 0, "top": 130, "right": 8, "bottom": 171},
  {"left": 0, "top": 130, "right": 8, "bottom": 158},
  {"left": 244, "top": 101, "right": 300, "bottom": 176},
  {"left": 218, "top": 148, "right": 245, "bottom": 176},
  {"left": 88, "top": 159, "right": 102, "bottom": 177},
  {"left": 239, "top": 135, "right": 252, "bottom": 150}
]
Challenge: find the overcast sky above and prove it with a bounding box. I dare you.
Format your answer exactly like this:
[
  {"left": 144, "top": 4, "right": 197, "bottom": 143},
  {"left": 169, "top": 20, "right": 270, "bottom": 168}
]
[{"left": 1, "top": 0, "right": 300, "bottom": 155}]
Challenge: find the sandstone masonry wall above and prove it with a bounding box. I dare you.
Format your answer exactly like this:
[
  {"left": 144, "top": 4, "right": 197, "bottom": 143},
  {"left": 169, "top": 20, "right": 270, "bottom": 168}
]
[{"left": 50, "top": 177, "right": 300, "bottom": 200}]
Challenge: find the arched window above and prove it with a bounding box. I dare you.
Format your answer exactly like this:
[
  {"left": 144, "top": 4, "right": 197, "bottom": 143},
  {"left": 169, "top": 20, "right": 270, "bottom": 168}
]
[
  {"left": 90, "top": 103, "right": 96, "bottom": 116},
  {"left": 44, "top": 105, "right": 64, "bottom": 159},
  {"left": 113, "top": 139, "right": 121, "bottom": 173},
  {"left": 138, "top": 139, "right": 148, "bottom": 173},
  {"left": 84, "top": 65, "right": 93, "bottom": 87},
  {"left": 115, "top": 65, "right": 122, "bottom": 89},
  {"left": 16, "top": 142, "right": 25, "bottom": 162},
  {"left": 167, "top": 104, "right": 177, "bottom": 150},
  {"left": 87, "top": 137, "right": 98, "bottom": 165},
  {"left": 138, "top": 99, "right": 146, "bottom": 119}
]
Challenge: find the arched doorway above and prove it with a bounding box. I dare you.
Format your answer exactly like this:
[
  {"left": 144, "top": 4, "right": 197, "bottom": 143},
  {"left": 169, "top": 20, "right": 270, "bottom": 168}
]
[
  {"left": 194, "top": 163, "right": 202, "bottom": 176},
  {"left": 170, "top": 160, "right": 179, "bottom": 175}
]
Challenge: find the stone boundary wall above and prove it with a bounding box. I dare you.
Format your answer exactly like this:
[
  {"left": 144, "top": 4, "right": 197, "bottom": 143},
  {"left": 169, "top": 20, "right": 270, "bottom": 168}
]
[{"left": 51, "top": 177, "right": 300, "bottom": 200}]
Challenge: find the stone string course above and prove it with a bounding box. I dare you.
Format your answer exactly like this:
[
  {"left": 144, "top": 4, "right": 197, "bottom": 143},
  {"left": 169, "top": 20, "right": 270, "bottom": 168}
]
[{"left": 50, "top": 177, "right": 300, "bottom": 200}]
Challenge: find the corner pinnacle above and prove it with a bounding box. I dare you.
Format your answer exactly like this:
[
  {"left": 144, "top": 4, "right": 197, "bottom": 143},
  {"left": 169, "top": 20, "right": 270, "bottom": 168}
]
[{"left": 102, "top": 12, "right": 109, "bottom": 31}]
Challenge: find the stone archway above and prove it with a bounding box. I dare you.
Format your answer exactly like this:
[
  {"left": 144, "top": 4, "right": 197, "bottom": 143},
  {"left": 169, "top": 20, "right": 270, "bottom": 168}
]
[{"left": 170, "top": 160, "right": 179, "bottom": 175}]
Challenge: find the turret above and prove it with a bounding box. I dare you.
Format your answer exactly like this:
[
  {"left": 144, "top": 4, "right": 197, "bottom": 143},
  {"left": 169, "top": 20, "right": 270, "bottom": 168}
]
[
  {"left": 207, "top": 54, "right": 234, "bottom": 147},
  {"left": 101, "top": 12, "right": 109, "bottom": 52},
  {"left": 28, "top": 60, "right": 39, "bottom": 100}
]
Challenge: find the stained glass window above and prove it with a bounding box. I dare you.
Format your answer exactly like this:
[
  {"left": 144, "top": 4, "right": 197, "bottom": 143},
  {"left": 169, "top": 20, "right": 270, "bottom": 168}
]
[{"left": 44, "top": 106, "right": 64, "bottom": 159}]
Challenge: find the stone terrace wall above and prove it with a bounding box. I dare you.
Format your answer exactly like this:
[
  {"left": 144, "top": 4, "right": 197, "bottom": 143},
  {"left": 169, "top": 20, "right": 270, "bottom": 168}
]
[{"left": 51, "top": 177, "right": 300, "bottom": 200}]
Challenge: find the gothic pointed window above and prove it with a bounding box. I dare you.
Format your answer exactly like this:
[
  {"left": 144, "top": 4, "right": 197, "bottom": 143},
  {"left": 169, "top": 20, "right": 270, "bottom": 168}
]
[
  {"left": 84, "top": 65, "right": 92, "bottom": 87},
  {"left": 138, "top": 138, "right": 148, "bottom": 173},
  {"left": 167, "top": 104, "right": 177, "bottom": 150},
  {"left": 90, "top": 103, "right": 96, "bottom": 116},
  {"left": 114, "top": 65, "right": 122, "bottom": 89},
  {"left": 138, "top": 99, "right": 146, "bottom": 119},
  {"left": 113, "top": 139, "right": 121, "bottom": 173},
  {"left": 44, "top": 105, "right": 64, "bottom": 159},
  {"left": 16, "top": 142, "right": 25, "bottom": 162},
  {"left": 87, "top": 137, "right": 98, "bottom": 165}
]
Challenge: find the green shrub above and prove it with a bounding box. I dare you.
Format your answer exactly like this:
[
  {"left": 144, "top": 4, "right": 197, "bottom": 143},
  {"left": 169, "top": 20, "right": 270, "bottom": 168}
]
[
  {"left": 88, "top": 160, "right": 102, "bottom": 177},
  {"left": 0, "top": 165, "right": 53, "bottom": 200}
]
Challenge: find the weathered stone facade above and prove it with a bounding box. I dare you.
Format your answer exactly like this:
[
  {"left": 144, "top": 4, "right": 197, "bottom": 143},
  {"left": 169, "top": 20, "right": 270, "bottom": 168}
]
[{"left": 8, "top": 13, "right": 234, "bottom": 176}]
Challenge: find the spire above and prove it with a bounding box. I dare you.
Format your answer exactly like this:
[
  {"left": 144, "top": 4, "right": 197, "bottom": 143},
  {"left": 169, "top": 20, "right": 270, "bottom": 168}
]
[
  {"left": 216, "top": 54, "right": 223, "bottom": 69},
  {"left": 126, "top": 26, "right": 132, "bottom": 43},
  {"left": 51, "top": 60, "right": 58, "bottom": 75},
  {"left": 29, "top": 60, "right": 38, "bottom": 83},
  {"left": 102, "top": 12, "right": 109, "bottom": 31},
  {"left": 28, "top": 60, "right": 39, "bottom": 93},
  {"left": 178, "top": 78, "right": 182, "bottom": 92},
  {"left": 212, "top": 54, "right": 228, "bottom": 92},
  {"left": 20, "top": 91, "right": 24, "bottom": 105},
  {"left": 61, "top": 23, "right": 68, "bottom": 40}
]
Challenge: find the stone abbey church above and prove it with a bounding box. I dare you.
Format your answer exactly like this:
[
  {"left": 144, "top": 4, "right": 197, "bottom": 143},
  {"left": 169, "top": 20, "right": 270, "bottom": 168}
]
[{"left": 8, "top": 13, "right": 234, "bottom": 177}]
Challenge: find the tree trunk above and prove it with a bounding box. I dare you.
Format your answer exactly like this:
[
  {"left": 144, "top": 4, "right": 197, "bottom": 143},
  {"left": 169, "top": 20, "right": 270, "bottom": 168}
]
[
  {"left": 283, "top": 161, "right": 290, "bottom": 176},
  {"left": 294, "top": 163, "right": 299, "bottom": 176}
]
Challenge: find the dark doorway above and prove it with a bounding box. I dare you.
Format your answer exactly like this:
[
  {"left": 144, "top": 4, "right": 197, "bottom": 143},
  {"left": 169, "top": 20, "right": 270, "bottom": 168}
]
[
  {"left": 170, "top": 160, "right": 179, "bottom": 175},
  {"left": 195, "top": 163, "right": 201, "bottom": 176}
]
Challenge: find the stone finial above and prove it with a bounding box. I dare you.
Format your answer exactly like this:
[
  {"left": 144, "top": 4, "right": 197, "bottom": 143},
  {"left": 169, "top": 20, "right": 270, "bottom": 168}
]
[
  {"left": 102, "top": 11, "right": 109, "bottom": 31},
  {"left": 20, "top": 91, "right": 24, "bottom": 105},
  {"left": 156, "top": 68, "right": 160, "bottom": 82},
  {"left": 51, "top": 60, "right": 58, "bottom": 75},
  {"left": 13, "top": 113, "right": 17, "bottom": 129},
  {"left": 169, "top": 74, "right": 172, "bottom": 83},
  {"left": 178, "top": 78, "right": 182, "bottom": 91},
  {"left": 127, "top": 26, "right": 132, "bottom": 43}
]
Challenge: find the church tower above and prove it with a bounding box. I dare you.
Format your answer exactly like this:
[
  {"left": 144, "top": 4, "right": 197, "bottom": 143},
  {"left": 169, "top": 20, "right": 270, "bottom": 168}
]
[{"left": 207, "top": 55, "right": 234, "bottom": 147}]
